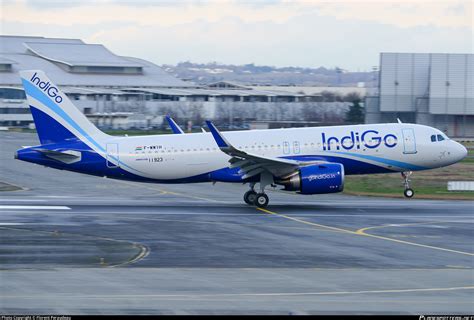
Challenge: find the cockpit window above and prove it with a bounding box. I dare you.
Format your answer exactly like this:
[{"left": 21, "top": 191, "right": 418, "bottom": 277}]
[
  {"left": 437, "top": 134, "right": 445, "bottom": 141},
  {"left": 431, "top": 135, "right": 436, "bottom": 142}
]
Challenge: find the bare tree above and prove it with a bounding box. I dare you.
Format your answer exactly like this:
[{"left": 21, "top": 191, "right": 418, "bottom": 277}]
[
  {"left": 343, "top": 92, "right": 361, "bottom": 103},
  {"left": 302, "top": 102, "right": 322, "bottom": 121}
]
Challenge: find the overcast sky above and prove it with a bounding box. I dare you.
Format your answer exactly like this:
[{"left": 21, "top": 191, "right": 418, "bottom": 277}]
[{"left": 2, "top": 0, "right": 472, "bottom": 71}]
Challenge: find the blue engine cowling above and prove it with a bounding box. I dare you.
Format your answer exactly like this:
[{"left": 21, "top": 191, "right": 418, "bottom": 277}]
[{"left": 280, "top": 163, "right": 344, "bottom": 195}]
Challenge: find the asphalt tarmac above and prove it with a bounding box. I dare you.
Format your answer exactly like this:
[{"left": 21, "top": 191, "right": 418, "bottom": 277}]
[{"left": 0, "top": 132, "right": 473, "bottom": 314}]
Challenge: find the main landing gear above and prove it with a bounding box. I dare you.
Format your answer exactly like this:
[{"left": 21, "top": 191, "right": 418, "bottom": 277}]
[
  {"left": 401, "top": 171, "right": 415, "bottom": 198},
  {"left": 243, "top": 183, "right": 257, "bottom": 205},
  {"left": 243, "top": 172, "right": 273, "bottom": 208}
]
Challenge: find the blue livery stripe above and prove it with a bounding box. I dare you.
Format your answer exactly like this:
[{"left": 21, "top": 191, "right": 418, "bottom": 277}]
[
  {"left": 29, "top": 106, "right": 77, "bottom": 145},
  {"left": 328, "top": 151, "right": 428, "bottom": 171}
]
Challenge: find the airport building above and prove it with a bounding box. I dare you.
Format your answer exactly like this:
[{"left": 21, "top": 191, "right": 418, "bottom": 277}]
[
  {"left": 366, "top": 52, "right": 474, "bottom": 137},
  {"left": 1, "top": 35, "right": 358, "bottom": 130}
]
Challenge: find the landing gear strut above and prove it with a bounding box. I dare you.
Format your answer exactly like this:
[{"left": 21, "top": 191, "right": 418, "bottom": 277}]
[
  {"left": 401, "top": 171, "right": 414, "bottom": 198},
  {"left": 243, "top": 172, "right": 273, "bottom": 208},
  {"left": 255, "top": 172, "right": 273, "bottom": 208}
]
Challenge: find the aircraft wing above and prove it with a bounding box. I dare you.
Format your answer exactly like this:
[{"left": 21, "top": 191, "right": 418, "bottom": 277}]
[
  {"left": 206, "top": 121, "right": 321, "bottom": 179},
  {"left": 165, "top": 115, "right": 185, "bottom": 134}
]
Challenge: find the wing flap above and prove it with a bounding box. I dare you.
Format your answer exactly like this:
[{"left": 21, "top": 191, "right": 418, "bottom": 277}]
[{"left": 241, "top": 168, "right": 266, "bottom": 179}]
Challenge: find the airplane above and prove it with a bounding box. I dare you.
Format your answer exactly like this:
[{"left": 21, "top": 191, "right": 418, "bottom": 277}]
[{"left": 15, "top": 70, "right": 468, "bottom": 207}]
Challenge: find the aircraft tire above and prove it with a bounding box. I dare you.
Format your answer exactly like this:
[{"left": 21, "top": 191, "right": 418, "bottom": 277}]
[
  {"left": 244, "top": 190, "right": 257, "bottom": 205},
  {"left": 255, "top": 193, "right": 269, "bottom": 208},
  {"left": 404, "top": 188, "right": 414, "bottom": 198}
]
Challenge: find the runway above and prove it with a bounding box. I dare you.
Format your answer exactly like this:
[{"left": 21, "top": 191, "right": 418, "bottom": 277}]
[{"left": 1, "top": 132, "right": 473, "bottom": 314}]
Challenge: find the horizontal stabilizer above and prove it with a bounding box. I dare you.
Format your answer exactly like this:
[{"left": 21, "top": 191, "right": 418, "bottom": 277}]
[{"left": 32, "top": 148, "right": 81, "bottom": 164}]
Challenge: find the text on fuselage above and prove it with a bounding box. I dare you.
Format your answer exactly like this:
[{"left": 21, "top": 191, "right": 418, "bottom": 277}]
[{"left": 321, "top": 130, "right": 397, "bottom": 151}]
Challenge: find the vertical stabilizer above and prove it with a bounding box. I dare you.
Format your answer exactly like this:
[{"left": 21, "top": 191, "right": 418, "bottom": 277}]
[{"left": 19, "top": 70, "right": 108, "bottom": 147}]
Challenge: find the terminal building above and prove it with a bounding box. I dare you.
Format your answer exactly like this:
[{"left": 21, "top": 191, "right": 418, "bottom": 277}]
[
  {"left": 1, "top": 35, "right": 357, "bottom": 130},
  {"left": 366, "top": 52, "right": 473, "bottom": 137}
]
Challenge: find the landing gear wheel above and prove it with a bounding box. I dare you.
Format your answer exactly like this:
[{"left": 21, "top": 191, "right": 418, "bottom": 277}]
[
  {"left": 254, "top": 193, "right": 269, "bottom": 208},
  {"left": 244, "top": 190, "right": 257, "bottom": 205},
  {"left": 404, "top": 188, "right": 414, "bottom": 198}
]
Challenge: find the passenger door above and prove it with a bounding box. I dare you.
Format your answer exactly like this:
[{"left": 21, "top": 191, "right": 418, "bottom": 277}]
[
  {"left": 401, "top": 128, "right": 417, "bottom": 154},
  {"left": 106, "top": 143, "right": 119, "bottom": 168}
]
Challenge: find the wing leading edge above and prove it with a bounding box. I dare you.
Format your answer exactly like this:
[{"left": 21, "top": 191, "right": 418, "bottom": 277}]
[{"left": 205, "top": 121, "right": 323, "bottom": 179}]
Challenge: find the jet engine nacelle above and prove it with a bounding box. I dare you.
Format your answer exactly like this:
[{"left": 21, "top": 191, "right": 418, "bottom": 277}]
[{"left": 279, "top": 163, "right": 344, "bottom": 195}]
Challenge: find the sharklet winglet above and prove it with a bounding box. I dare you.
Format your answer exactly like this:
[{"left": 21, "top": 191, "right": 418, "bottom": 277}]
[
  {"left": 205, "top": 121, "right": 231, "bottom": 149},
  {"left": 166, "top": 115, "right": 184, "bottom": 134}
]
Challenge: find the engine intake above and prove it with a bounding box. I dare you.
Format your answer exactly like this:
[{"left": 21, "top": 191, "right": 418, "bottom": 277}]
[{"left": 278, "top": 163, "right": 344, "bottom": 195}]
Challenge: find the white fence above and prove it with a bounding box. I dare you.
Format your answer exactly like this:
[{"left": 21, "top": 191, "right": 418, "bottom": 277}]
[{"left": 447, "top": 181, "right": 474, "bottom": 191}]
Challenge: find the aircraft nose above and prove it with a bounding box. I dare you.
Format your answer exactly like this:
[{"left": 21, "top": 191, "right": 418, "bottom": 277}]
[{"left": 454, "top": 142, "right": 468, "bottom": 161}]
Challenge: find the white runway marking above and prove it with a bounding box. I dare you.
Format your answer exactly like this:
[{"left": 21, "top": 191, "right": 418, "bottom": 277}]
[
  {"left": 0, "top": 210, "right": 254, "bottom": 215},
  {"left": 33, "top": 196, "right": 80, "bottom": 198},
  {"left": 0, "top": 210, "right": 472, "bottom": 220},
  {"left": 0, "top": 199, "right": 46, "bottom": 202},
  {"left": 0, "top": 222, "right": 24, "bottom": 225},
  {"left": 0, "top": 205, "right": 70, "bottom": 210},
  {"left": 2, "top": 286, "right": 473, "bottom": 300}
]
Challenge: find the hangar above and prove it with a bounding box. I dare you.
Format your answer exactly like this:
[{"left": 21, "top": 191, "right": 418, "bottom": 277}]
[
  {"left": 0, "top": 36, "right": 332, "bottom": 129},
  {"left": 366, "top": 52, "right": 473, "bottom": 137}
]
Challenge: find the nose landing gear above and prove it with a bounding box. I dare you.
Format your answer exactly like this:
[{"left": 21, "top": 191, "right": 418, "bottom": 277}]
[{"left": 401, "top": 171, "right": 414, "bottom": 198}]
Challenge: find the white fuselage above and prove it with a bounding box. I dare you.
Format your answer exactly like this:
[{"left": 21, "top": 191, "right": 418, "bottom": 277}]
[{"left": 104, "top": 123, "right": 467, "bottom": 181}]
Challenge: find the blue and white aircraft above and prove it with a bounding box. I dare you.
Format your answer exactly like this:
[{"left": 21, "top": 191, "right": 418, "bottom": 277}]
[{"left": 15, "top": 70, "right": 467, "bottom": 207}]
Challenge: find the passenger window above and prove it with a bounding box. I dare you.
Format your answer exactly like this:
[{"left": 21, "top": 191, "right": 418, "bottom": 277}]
[
  {"left": 437, "top": 134, "right": 445, "bottom": 141},
  {"left": 431, "top": 135, "right": 436, "bottom": 142}
]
